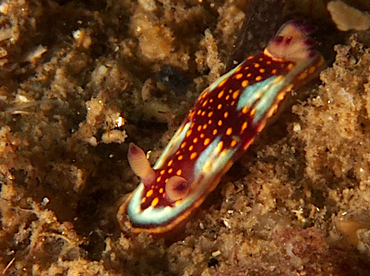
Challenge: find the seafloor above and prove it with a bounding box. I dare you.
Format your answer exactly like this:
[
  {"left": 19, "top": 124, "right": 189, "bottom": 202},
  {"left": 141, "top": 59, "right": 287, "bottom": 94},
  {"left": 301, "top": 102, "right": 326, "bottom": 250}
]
[{"left": 1, "top": 0, "right": 370, "bottom": 275}]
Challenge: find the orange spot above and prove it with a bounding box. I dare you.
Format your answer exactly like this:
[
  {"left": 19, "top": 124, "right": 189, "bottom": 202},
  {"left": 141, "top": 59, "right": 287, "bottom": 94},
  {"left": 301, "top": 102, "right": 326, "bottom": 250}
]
[
  {"left": 266, "top": 60, "right": 271, "bottom": 65},
  {"left": 151, "top": 197, "right": 159, "bottom": 207},
  {"left": 250, "top": 109, "right": 256, "bottom": 116},
  {"left": 242, "top": 106, "right": 249, "bottom": 114},
  {"left": 181, "top": 142, "right": 186, "bottom": 149},
  {"left": 272, "top": 69, "right": 277, "bottom": 74},
  {"left": 247, "top": 56, "right": 253, "bottom": 60},
  {"left": 226, "top": 127, "right": 233, "bottom": 135},
  {"left": 201, "top": 111, "right": 206, "bottom": 116},
  {"left": 218, "top": 79, "right": 227, "bottom": 88},
  {"left": 232, "top": 90, "right": 239, "bottom": 99},
  {"left": 200, "top": 133, "right": 205, "bottom": 138},
  {"left": 217, "top": 104, "right": 222, "bottom": 110},
  {"left": 193, "top": 137, "right": 198, "bottom": 143},
  {"left": 231, "top": 140, "right": 237, "bottom": 147},
  {"left": 259, "top": 68, "right": 265, "bottom": 73},
  {"left": 208, "top": 119, "right": 213, "bottom": 125},
  {"left": 203, "top": 124, "right": 207, "bottom": 130},
  {"left": 247, "top": 73, "right": 252, "bottom": 78},
  {"left": 213, "top": 129, "right": 218, "bottom": 135},
  {"left": 218, "top": 90, "right": 224, "bottom": 98},
  {"left": 189, "top": 145, "right": 194, "bottom": 151},
  {"left": 186, "top": 129, "right": 192, "bottom": 137},
  {"left": 224, "top": 112, "right": 229, "bottom": 118},
  {"left": 208, "top": 111, "right": 213, "bottom": 117},
  {"left": 168, "top": 168, "right": 173, "bottom": 173},
  {"left": 259, "top": 57, "right": 263, "bottom": 61},
  {"left": 217, "top": 141, "right": 224, "bottom": 152},
  {"left": 241, "top": 122, "right": 248, "bottom": 133},
  {"left": 146, "top": 189, "right": 153, "bottom": 198},
  {"left": 255, "top": 76, "right": 262, "bottom": 81},
  {"left": 197, "top": 110, "right": 201, "bottom": 115},
  {"left": 176, "top": 169, "right": 182, "bottom": 176},
  {"left": 156, "top": 176, "right": 161, "bottom": 182},
  {"left": 242, "top": 80, "right": 249, "bottom": 87},
  {"left": 178, "top": 155, "right": 183, "bottom": 161},
  {"left": 176, "top": 150, "right": 180, "bottom": 155},
  {"left": 230, "top": 101, "right": 235, "bottom": 106},
  {"left": 288, "top": 63, "right": 294, "bottom": 70},
  {"left": 225, "top": 95, "right": 230, "bottom": 100},
  {"left": 168, "top": 160, "right": 173, "bottom": 166},
  {"left": 235, "top": 73, "right": 243, "bottom": 79},
  {"left": 308, "top": 66, "right": 316, "bottom": 74},
  {"left": 159, "top": 188, "right": 164, "bottom": 193},
  {"left": 160, "top": 170, "right": 165, "bottom": 175},
  {"left": 204, "top": 138, "right": 210, "bottom": 146},
  {"left": 244, "top": 66, "right": 249, "bottom": 70},
  {"left": 202, "top": 100, "right": 208, "bottom": 107},
  {"left": 298, "top": 72, "right": 308, "bottom": 80},
  {"left": 197, "top": 125, "right": 202, "bottom": 132},
  {"left": 218, "top": 120, "right": 222, "bottom": 126},
  {"left": 254, "top": 63, "right": 260, "bottom": 68},
  {"left": 190, "top": 152, "right": 198, "bottom": 159},
  {"left": 141, "top": 197, "right": 147, "bottom": 203}
]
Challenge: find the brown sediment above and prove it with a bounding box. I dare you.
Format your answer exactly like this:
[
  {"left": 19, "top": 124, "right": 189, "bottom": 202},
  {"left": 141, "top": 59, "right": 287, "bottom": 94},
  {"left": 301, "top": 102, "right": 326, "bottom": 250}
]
[{"left": 0, "top": 0, "right": 370, "bottom": 275}]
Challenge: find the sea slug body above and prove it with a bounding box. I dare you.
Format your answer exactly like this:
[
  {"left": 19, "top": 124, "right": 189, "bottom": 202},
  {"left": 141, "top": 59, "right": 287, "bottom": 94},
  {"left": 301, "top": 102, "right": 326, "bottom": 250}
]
[{"left": 117, "top": 21, "right": 325, "bottom": 236}]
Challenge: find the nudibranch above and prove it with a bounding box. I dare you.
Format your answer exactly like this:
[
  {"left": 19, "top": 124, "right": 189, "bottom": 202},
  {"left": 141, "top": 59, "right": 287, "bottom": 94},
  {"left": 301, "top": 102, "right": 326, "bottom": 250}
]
[{"left": 117, "top": 21, "right": 325, "bottom": 236}]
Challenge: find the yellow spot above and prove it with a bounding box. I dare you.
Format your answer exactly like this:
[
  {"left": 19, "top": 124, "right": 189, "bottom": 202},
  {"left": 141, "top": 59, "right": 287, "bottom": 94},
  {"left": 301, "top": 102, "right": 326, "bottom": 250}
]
[
  {"left": 242, "top": 80, "right": 249, "bottom": 87},
  {"left": 250, "top": 109, "right": 256, "bottom": 116},
  {"left": 231, "top": 140, "right": 237, "bottom": 147},
  {"left": 190, "top": 152, "right": 198, "bottom": 159},
  {"left": 178, "top": 155, "right": 183, "bottom": 161},
  {"left": 159, "top": 188, "right": 164, "bottom": 194},
  {"left": 200, "top": 133, "right": 205, "bottom": 138},
  {"left": 254, "top": 63, "right": 260, "bottom": 68},
  {"left": 235, "top": 66, "right": 241, "bottom": 72},
  {"left": 208, "top": 119, "right": 213, "bottom": 125},
  {"left": 272, "top": 69, "right": 277, "bottom": 74},
  {"left": 181, "top": 142, "right": 187, "bottom": 149},
  {"left": 225, "top": 95, "right": 230, "bottom": 100},
  {"left": 160, "top": 170, "right": 165, "bottom": 175},
  {"left": 168, "top": 168, "right": 173, "bottom": 173},
  {"left": 226, "top": 127, "right": 233, "bottom": 135},
  {"left": 203, "top": 124, "right": 207, "bottom": 130},
  {"left": 186, "top": 129, "right": 192, "bottom": 137},
  {"left": 213, "top": 129, "right": 218, "bottom": 135},
  {"left": 202, "top": 100, "right": 208, "bottom": 107},
  {"left": 242, "top": 106, "right": 249, "bottom": 114},
  {"left": 235, "top": 73, "right": 243, "bottom": 79},
  {"left": 176, "top": 169, "right": 182, "bottom": 176},
  {"left": 146, "top": 189, "right": 153, "bottom": 198},
  {"left": 189, "top": 145, "right": 194, "bottom": 151},
  {"left": 204, "top": 138, "right": 210, "bottom": 146},
  {"left": 224, "top": 112, "right": 228, "bottom": 118},
  {"left": 168, "top": 160, "right": 173, "bottom": 166},
  {"left": 165, "top": 178, "right": 169, "bottom": 183},
  {"left": 156, "top": 176, "right": 161, "bottom": 182},
  {"left": 193, "top": 137, "right": 198, "bottom": 143},
  {"left": 208, "top": 111, "right": 213, "bottom": 117},
  {"left": 197, "top": 110, "right": 201, "bottom": 115},
  {"left": 221, "top": 149, "right": 228, "bottom": 157},
  {"left": 197, "top": 125, "right": 202, "bottom": 132},
  {"left": 288, "top": 63, "right": 294, "bottom": 70},
  {"left": 217, "top": 104, "right": 222, "bottom": 110},
  {"left": 151, "top": 197, "right": 159, "bottom": 207},
  {"left": 247, "top": 73, "right": 252, "bottom": 77},
  {"left": 241, "top": 122, "right": 248, "bottom": 133},
  {"left": 255, "top": 76, "right": 262, "bottom": 81},
  {"left": 232, "top": 90, "right": 239, "bottom": 99},
  {"left": 201, "top": 111, "right": 206, "bottom": 116},
  {"left": 218, "top": 120, "right": 222, "bottom": 126},
  {"left": 218, "top": 79, "right": 227, "bottom": 88},
  {"left": 218, "top": 90, "right": 224, "bottom": 98},
  {"left": 216, "top": 141, "right": 224, "bottom": 152},
  {"left": 203, "top": 161, "right": 211, "bottom": 172},
  {"left": 259, "top": 68, "right": 265, "bottom": 73}
]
